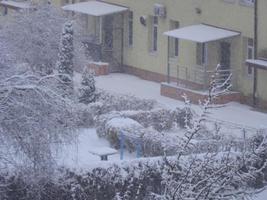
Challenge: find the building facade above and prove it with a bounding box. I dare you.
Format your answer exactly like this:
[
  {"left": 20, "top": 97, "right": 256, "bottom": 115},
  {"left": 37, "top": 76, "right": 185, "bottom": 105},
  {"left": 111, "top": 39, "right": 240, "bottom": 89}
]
[
  {"left": 98, "top": 0, "right": 266, "bottom": 107},
  {"left": 1, "top": 0, "right": 267, "bottom": 107}
]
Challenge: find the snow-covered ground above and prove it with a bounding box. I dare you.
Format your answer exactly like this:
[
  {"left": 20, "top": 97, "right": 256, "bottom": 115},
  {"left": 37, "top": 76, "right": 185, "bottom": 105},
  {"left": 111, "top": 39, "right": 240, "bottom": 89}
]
[
  {"left": 94, "top": 73, "right": 267, "bottom": 130},
  {"left": 72, "top": 73, "right": 267, "bottom": 199},
  {"left": 57, "top": 128, "right": 135, "bottom": 169},
  {"left": 253, "top": 188, "right": 267, "bottom": 200}
]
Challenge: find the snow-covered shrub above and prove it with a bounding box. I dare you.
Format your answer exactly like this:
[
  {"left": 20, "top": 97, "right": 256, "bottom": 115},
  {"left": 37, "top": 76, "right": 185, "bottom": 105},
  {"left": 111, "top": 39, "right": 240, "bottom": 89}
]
[
  {"left": 112, "top": 109, "right": 175, "bottom": 132},
  {"left": 67, "top": 162, "right": 163, "bottom": 200},
  {"left": 73, "top": 103, "right": 96, "bottom": 127},
  {"left": 96, "top": 91, "right": 156, "bottom": 113},
  {"left": 173, "top": 107, "right": 193, "bottom": 128},
  {"left": 69, "top": 167, "right": 121, "bottom": 200},
  {"left": 57, "top": 21, "right": 74, "bottom": 82},
  {"left": 98, "top": 116, "right": 144, "bottom": 152},
  {"left": 96, "top": 114, "right": 179, "bottom": 156},
  {"left": 78, "top": 69, "right": 96, "bottom": 104}
]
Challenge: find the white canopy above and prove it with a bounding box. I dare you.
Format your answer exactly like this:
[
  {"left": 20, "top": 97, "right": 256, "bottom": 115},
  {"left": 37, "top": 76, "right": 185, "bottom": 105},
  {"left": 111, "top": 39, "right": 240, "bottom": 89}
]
[
  {"left": 164, "top": 24, "right": 240, "bottom": 43},
  {"left": 62, "top": 1, "right": 128, "bottom": 17},
  {"left": 246, "top": 59, "right": 267, "bottom": 70},
  {"left": 0, "top": 0, "right": 33, "bottom": 9}
]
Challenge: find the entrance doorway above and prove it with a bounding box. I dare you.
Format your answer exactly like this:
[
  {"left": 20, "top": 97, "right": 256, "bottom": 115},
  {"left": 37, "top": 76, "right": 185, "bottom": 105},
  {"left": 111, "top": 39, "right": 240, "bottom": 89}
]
[
  {"left": 220, "top": 42, "right": 231, "bottom": 70},
  {"left": 103, "top": 15, "right": 114, "bottom": 50},
  {"left": 219, "top": 42, "right": 231, "bottom": 87}
]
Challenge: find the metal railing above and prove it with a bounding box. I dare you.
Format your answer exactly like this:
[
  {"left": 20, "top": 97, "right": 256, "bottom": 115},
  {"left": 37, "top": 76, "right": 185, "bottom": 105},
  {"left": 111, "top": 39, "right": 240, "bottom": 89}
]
[{"left": 168, "top": 61, "right": 237, "bottom": 90}]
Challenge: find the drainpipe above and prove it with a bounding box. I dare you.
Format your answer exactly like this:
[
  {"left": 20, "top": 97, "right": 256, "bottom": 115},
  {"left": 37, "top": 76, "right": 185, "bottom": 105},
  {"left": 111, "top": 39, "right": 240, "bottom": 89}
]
[
  {"left": 167, "top": 36, "right": 170, "bottom": 83},
  {"left": 120, "top": 13, "right": 124, "bottom": 70},
  {"left": 253, "top": 0, "right": 258, "bottom": 106}
]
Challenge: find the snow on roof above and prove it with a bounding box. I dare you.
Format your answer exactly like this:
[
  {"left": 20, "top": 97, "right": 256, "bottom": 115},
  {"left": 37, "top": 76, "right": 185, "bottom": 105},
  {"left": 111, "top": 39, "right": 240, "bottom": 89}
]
[
  {"left": 0, "top": 0, "right": 33, "bottom": 9},
  {"left": 62, "top": 1, "right": 128, "bottom": 17},
  {"left": 164, "top": 24, "right": 240, "bottom": 43},
  {"left": 246, "top": 59, "right": 267, "bottom": 70}
]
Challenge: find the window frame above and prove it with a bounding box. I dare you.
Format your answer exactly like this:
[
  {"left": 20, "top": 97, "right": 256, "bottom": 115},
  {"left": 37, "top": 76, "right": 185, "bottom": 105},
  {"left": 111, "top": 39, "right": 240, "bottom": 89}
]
[
  {"left": 239, "top": 0, "right": 255, "bottom": 7},
  {"left": 169, "top": 20, "right": 179, "bottom": 58},
  {"left": 128, "top": 11, "right": 133, "bottom": 47},
  {"left": 3, "top": 6, "right": 8, "bottom": 15},
  {"left": 247, "top": 38, "right": 254, "bottom": 75},
  {"left": 196, "top": 43, "right": 208, "bottom": 66},
  {"left": 151, "top": 16, "right": 158, "bottom": 52}
]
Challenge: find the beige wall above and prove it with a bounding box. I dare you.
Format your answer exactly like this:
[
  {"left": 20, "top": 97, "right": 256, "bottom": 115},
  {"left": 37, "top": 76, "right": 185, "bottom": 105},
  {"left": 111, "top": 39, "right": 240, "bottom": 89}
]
[
  {"left": 103, "top": 0, "right": 255, "bottom": 92},
  {"left": 256, "top": 1, "right": 267, "bottom": 103}
]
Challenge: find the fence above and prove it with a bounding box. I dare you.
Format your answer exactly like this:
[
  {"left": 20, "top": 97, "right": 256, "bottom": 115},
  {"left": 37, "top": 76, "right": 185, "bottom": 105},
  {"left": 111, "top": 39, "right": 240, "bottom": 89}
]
[
  {"left": 119, "top": 132, "right": 143, "bottom": 160},
  {"left": 168, "top": 60, "right": 238, "bottom": 90}
]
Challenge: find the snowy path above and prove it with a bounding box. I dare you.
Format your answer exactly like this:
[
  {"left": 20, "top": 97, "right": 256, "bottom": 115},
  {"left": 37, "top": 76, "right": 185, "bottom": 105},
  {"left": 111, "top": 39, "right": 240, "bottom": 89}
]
[{"left": 95, "top": 73, "right": 267, "bottom": 129}]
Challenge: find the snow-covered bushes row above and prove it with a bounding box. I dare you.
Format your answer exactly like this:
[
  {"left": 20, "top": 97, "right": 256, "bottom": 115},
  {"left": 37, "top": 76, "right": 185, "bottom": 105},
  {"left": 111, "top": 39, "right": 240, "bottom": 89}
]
[
  {"left": 95, "top": 111, "right": 265, "bottom": 157},
  {"left": 73, "top": 92, "right": 156, "bottom": 127},
  {"left": 96, "top": 91, "right": 156, "bottom": 113},
  {"left": 109, "top": 109, "right": 176, "bottom": 132},
  {"left": 0, "top": 161, "right": 163, "bottom": 200},
  {"left": 2, "top": 138, "right": 267, "bottom": 200},
  {"left": 95, "top": 114, "right": 180, "bottom": 156},
  {"left": 95, "top": 107, "right": 192, "bottom": 132}
]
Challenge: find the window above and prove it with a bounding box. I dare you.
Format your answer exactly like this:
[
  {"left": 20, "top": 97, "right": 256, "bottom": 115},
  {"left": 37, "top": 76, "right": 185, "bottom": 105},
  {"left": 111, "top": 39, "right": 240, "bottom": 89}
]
[
  {"left": 247, "top": 38, "right": 254, "bottom": 75},
  {"left": 169, "top": 20, "right": 179, "bottom": 58},
  {"left": 223, "top": 0, "right": 236, "bottom": 3},
  {"left": 3, "top": 6, "right": 7, "bottom": 15},
  {"left": 151, "top": 16, "right": 158, "bottom": 52},
  {"left": 128, "top": 11, "right": 133, "bottom": 47},
  {"left": 196, "top": 43, "right": 208, "bottom": 65},
  {"left": 239, "top": 0, "right": 254, "bottom": 6}
]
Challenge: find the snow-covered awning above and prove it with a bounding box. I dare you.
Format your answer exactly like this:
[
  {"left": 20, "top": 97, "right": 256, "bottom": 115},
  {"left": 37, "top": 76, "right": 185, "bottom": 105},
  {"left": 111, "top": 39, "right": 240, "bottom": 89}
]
[
  {"left": 246, "top": 59, "right": 267, "bottom": 70},
  {"left": 62, "top": 1, "right": 128, "bottom": 17},
  {"left": 164, "top": 24, "right": 240, "bottom": 43},
  {"left": 0, "top": 0, "right": 33, "bottom": 9}
]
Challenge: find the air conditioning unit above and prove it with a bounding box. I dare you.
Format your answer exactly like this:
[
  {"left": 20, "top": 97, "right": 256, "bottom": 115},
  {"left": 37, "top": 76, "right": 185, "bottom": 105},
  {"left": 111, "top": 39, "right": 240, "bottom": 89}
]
[{"left": 154, "top": 4, "right": 166, "bottom": 18}]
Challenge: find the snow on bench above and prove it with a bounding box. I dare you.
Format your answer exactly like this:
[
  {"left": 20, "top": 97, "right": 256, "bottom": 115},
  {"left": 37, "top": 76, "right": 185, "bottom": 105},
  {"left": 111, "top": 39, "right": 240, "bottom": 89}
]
[{"left": 89, "top": 147, "right": 118, "bottom": 161}]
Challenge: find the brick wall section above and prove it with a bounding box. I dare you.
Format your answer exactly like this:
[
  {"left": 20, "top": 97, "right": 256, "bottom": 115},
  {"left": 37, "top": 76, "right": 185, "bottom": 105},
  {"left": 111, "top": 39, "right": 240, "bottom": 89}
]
[
  {"left": 160, "top": 83, "right": 243, "bottom": 104},
  {"left": 123, "top": 65, "right": 166, "bottom": 82},
  {"left": 242, "top": 96, "right": 267, "bottom": 110},
  {"left": 88, "top": 62, "right": 109, "bottom": 76}
]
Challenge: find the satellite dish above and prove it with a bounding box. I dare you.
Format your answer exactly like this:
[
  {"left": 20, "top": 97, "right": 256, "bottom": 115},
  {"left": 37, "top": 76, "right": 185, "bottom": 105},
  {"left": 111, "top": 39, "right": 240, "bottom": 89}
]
[{"left": 140, "top": 16, "right": 147, "bottom": 26}]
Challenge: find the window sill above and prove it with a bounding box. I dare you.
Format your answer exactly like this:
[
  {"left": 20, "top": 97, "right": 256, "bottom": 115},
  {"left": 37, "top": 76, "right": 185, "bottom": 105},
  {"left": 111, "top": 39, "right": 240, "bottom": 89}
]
[
  {"left": 149, "top": 51, "right": 158, "bottom": 56},
  {"left": 127, "top": 45, "right": 133, "bottom": 50},
  {"left": 239, "top": 2, "right": 254, "bottom": 7}
]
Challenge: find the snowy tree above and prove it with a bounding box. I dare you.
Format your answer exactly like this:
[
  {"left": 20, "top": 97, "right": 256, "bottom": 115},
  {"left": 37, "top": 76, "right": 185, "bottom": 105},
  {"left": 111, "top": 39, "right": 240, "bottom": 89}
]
[
  {"left": 57, "top": 21, "right": 74, "bottom": 82},
  {"left": 0, "top": 3, "right": 89, "bottom": 74},
  {"left": 0, "top": 65, "right": 77, "bottom": 200},
  {"left": 78, "top": 69, "right": 96, "bottom": 104},
  {"left": 160, "top": 66, "right": 267, "bottom": 200}
]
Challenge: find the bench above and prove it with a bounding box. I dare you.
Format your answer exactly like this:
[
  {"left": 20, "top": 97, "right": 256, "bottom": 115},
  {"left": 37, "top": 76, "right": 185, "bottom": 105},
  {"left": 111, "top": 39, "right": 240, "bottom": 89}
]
[{"left": 89, "top": 147, "right": 118, "bottom": 161}]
